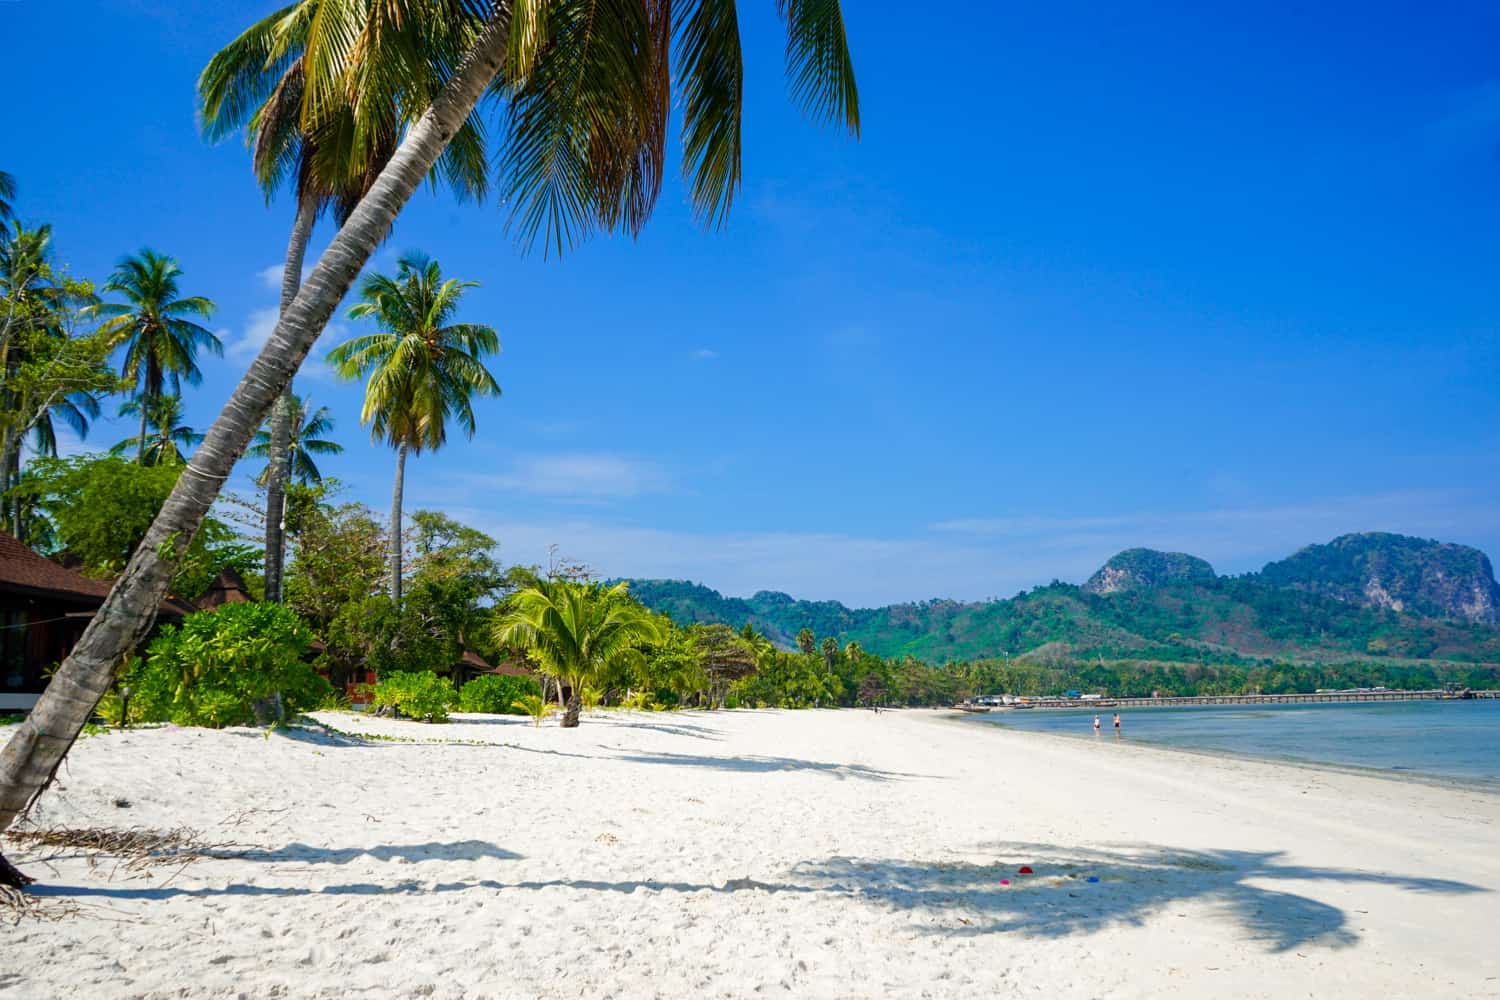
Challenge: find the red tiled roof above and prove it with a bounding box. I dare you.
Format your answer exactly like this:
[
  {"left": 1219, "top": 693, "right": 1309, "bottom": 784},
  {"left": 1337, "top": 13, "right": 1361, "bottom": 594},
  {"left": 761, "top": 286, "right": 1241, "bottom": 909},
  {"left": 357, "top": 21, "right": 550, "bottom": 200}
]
[{"left": 0, "top": 531, "right": 113, "bottom": 602}]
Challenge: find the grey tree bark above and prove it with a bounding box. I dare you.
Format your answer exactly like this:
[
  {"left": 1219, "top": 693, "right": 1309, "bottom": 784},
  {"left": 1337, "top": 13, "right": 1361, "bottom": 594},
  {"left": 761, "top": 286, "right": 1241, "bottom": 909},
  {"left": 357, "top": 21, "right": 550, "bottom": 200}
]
[
  {"left": 389, "top": 442, "right": 407, "bottom": 604},
  {"left": 136, "top": 373, "right": 148, "bottom": 464},
  {"left": 0, "top": 10, "right": 513, "bottom": 888},
  {"left": 262, "top": 193, "right": 318, "bottom": 604},
  {"left": 0, "top": 431, "right": 16, "bottom": 534}
]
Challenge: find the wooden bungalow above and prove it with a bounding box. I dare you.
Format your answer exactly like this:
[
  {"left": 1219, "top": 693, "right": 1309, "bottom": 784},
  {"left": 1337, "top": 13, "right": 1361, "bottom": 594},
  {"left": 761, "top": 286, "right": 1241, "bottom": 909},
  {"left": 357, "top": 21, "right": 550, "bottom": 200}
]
[
  {"left": 1, "top": 531, "right": 115, "bottom": 711},
  {"left": 0, "top": 531, "right": 197, "bottom": 712},
  {"left": 453, "top": 648, "right": 535, "bottom": 687}
]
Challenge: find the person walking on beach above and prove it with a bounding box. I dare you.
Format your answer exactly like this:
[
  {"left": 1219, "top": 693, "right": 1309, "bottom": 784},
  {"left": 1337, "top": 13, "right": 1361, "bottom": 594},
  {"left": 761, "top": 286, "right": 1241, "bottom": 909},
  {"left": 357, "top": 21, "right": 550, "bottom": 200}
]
[
  {"left": 1093, "top": 715, "right": 1101, "bottom": 734},
  {"left": 1113, "top": 712, "right": 1121, "bottom": 733}
]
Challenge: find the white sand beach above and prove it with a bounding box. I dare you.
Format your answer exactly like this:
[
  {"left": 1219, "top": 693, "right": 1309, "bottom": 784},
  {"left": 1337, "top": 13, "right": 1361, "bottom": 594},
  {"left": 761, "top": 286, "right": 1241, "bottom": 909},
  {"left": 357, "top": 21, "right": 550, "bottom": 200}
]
[{"left": 4, "top": 708, "right": 1498, "bottom": 999}]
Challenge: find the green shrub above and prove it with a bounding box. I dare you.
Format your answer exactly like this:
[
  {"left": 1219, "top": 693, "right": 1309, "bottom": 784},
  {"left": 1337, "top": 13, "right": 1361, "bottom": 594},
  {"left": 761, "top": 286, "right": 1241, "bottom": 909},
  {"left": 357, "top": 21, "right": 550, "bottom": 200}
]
[
  {"left": 457, "top": 673, "right": 540, "bottom": 715},
  {"left": 130, "top": 603, "right": 319, "bottom": 728},
  {"left": 280, "top": 662, "right": 336, "bottom": 716},
  {"left": 372, "top": 670, "right": 456, "bottom": 722}
]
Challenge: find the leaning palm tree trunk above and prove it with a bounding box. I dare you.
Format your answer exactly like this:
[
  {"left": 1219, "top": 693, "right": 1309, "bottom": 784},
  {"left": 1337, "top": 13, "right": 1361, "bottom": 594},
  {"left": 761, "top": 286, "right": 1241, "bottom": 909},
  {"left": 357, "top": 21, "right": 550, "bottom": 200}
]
[
  {"left": 262, "top": 193, "right": 318, "bottom": 603},
  {"left": 0, "top": 11, "right": 513, "bottom": 887},
  {"left": 389, "top": 442, "right": 406, "bottom": 603}
]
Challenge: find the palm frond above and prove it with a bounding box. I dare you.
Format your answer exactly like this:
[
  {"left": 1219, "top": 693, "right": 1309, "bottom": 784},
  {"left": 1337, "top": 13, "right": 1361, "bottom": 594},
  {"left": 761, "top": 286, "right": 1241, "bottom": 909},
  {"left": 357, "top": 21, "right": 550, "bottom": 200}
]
[
  {"left": 776, "top": 0, "right": 860, "bottom": 134},
  {"left": 675, "top": 0, "right": 743, "bottom": 228},
  {"left": 197, "top": 1, "right": 310, "bottom": 142},
  {"left": 499, "top": 0, "right": 664, "bottom": 255}
]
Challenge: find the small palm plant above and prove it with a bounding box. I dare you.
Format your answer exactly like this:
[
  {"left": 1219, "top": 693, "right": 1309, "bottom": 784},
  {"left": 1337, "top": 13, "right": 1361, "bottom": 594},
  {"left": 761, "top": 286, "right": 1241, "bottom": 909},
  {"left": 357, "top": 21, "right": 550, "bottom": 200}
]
[
  {"left": 493, "top": 580, "right": 662, "bottom": 727},
  {"left": 512, "top": 694, "right": 555, "bottom": 729}
]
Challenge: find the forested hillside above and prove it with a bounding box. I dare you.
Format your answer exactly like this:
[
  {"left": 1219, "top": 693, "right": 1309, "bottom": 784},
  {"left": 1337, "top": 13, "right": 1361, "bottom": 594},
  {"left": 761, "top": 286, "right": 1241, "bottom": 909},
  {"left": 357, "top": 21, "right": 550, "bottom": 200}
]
[{"left": 626, "top": 534, "right": 1500, "bottom": 668}]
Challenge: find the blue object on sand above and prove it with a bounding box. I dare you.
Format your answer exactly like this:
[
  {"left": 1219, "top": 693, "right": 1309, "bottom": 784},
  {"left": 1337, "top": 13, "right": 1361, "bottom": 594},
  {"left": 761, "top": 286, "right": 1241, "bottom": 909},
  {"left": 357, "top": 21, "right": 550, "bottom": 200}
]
[{"left": 1086, "top": 876, "right": 1100, "bottom": 883}]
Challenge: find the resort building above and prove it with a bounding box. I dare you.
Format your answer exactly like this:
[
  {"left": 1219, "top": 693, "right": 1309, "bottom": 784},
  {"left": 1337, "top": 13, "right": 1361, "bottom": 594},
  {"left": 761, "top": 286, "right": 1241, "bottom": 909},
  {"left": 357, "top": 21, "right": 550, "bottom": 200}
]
[{"left": 0, "top": 531, "right": 207, "bottom": 711}]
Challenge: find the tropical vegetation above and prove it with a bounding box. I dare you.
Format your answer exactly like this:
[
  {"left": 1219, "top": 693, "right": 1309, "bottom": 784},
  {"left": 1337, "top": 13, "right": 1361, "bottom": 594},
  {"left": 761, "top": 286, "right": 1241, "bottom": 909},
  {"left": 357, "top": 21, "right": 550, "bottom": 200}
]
[
  {"left": 110, "top": 396, "right": 203, "bottom": 467},
  {"left": 493, "top": 579, "right": 663, "bottom": 727},
  {"left": 126, "top": 602, "right": 328, "bottom": 728},
  {"left": 89, "top": 250, "right": 219, "bottom": 463},
  {"left": 328, "top": 253, "right": 500, "bottom": 604},
  {"left": 248, "top": 394, "right": 342, "bottom": 486},
  {"left": 0, "top": 0, "right": 866, "bottom": 890}
]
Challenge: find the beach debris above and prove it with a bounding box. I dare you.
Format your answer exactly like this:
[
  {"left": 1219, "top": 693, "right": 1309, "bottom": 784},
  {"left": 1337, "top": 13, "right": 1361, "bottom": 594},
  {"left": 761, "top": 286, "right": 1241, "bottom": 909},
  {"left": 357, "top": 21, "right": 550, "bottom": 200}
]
[
  {"left": 1017, "top": 865, "right": 1034, "bottom": 875},
  {"left": 5, "top": 826, "right": 236, "bottom": 876},
  {"left": 999, "top": 878, "right": 1010, "bottom": 885},
  {"left": 1086, "top": 876, "right": 1100, "bottom": 883}
]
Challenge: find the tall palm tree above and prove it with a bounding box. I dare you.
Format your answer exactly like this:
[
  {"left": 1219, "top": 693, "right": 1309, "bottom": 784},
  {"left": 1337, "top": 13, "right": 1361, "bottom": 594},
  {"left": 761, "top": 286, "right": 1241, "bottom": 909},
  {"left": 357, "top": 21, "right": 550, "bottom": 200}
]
[
  {"left": 110, "top": 396, "right": 204, "bottom": 467},
  {"left": 494, "top": 580, "right": 662, "bottom": 727},
  {"left": 248, "top": 393, "right": 342, "bottom": 485},
  {"left": 328, "top": 252, "right": 499, "bottom": 603},
  {"left": 1, "top": 0, "right": 861, "bottom": 891},
  {"left": 198, "top": 0, "right": 489, "bottom": 605},
  {"left": 90, "top": 251, "right": 220, "bottom": 462}
]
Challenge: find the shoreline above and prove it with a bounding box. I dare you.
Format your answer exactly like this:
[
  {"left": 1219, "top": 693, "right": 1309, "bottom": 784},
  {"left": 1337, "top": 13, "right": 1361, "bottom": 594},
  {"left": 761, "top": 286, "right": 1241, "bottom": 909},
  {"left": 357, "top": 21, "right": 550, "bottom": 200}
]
[
  {"left": 6, "top": 707, "right": 1499, "bottom": 998},
  {"left": 947, "top": 702, "right": 1500, "bottom": 794}
]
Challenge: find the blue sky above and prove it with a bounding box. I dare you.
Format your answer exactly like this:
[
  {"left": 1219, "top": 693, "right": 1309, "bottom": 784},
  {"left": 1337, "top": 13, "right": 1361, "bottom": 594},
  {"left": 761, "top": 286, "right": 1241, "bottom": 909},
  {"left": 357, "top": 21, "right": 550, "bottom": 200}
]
[{"left": 7, "top": 1, "right": 1500, "bottom": 606}]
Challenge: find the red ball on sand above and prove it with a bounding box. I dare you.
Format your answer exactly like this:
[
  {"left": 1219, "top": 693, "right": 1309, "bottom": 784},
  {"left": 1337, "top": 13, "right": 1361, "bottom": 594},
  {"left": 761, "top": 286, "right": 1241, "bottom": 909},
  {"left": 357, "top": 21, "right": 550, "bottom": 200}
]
[{"left": 1018, "top": 865, "right": 1034, "bottom": 874}]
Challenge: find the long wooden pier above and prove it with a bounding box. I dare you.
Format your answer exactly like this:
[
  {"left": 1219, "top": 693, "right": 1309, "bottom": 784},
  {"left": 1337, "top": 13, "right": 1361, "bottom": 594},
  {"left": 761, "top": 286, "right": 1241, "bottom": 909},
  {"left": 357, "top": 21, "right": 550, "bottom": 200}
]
[{"left": 962, "top": 689, "right": 1500, "bottom": 712}]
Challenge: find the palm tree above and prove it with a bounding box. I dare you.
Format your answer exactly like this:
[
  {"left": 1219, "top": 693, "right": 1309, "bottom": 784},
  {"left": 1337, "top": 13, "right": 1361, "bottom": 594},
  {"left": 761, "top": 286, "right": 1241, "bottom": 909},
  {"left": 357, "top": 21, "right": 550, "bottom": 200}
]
[
  {"left": 1, "top": 0, "right": 861, "bottom": 890},
  {"left": 0, "top": 222, "right": 104, "bottom": 532},
  {"left": 328, "top": 253, "right": 499, "bottom": 603},
  {"left": 198, "top": 0, "right": 489, "bottom": 605},
  {"left": 90, "top": 251, "right": 219, "bottom": 462},
  {"left": 248, "top": 393, "right": 342, "bottom": 485},
  {"left": 0, "top": 170, "right": 15, "bottom": 224},
  {"left": 110, "top": 396, "right": 204, "bottom": 467},
  {"left": 494, "top": 580, "right": 662, "bottom": 727}
]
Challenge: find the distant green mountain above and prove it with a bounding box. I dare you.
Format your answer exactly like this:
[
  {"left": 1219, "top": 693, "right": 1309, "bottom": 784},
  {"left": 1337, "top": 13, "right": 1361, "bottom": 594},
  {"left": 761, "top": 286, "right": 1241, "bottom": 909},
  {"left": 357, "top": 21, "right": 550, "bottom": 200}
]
[
  {"left": 1256, "top": 532, "right": 1500, "bottom": 624},
  {"left": 1083, "top": 548, "right": 1216, "bottom": 595},
  {"left": 626, "top": 533, "right": 1500, "bottom": 666}
]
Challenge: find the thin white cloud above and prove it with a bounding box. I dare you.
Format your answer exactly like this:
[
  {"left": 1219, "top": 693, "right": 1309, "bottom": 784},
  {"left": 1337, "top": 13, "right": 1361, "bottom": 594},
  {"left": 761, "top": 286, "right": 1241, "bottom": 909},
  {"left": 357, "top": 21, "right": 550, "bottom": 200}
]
[
  {"left": 256, "top": 262, "right": 314, "bottom": 293},
  {"left": 227, "top": 307, "right": 280, "bottom": 361},
  {"left": 692, "top": 348, "right": 719, "bottom": 361},
  {"left": 460, "top": 453, "right": 670, "bottom": 500}
]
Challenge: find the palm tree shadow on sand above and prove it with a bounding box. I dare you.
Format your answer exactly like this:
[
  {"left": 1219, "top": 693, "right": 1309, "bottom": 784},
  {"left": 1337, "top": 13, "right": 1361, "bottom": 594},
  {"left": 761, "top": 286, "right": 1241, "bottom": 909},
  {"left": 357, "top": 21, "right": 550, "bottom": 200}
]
[
  {"left": 25, "top": 840, "right": 1481, "bottom": 954},
  {"left": 611, "top": 750, "right": 932, "bottom": 781},
  {"left": 790, "top": 842, "right": 1486, "bottom": 952}
]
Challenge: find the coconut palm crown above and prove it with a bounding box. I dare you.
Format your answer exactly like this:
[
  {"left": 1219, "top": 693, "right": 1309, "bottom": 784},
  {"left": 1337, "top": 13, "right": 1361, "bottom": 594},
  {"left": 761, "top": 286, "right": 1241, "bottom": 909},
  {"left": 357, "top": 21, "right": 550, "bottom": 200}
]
[
  {"left": 329, "top": 252, "right": 500, "bottom": 454},
  {"left": 197, "top": 0, "right": 490, "bottom": 214},
  {"left": 248, "top": 393, "right": 343, "bottom": 485},
  {"left": 111, "top": 396, "right": 205, "bottom": 468},
  {"left": 90, "top": 250, "right": 220, "bottom": 461}
]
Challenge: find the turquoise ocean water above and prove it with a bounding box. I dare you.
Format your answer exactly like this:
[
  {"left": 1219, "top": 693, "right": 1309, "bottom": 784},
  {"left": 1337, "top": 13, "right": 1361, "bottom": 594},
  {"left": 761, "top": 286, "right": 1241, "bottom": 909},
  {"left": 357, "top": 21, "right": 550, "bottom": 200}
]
[{"left": 969, "top": 699, "right": 1500, "bottom": 786}]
